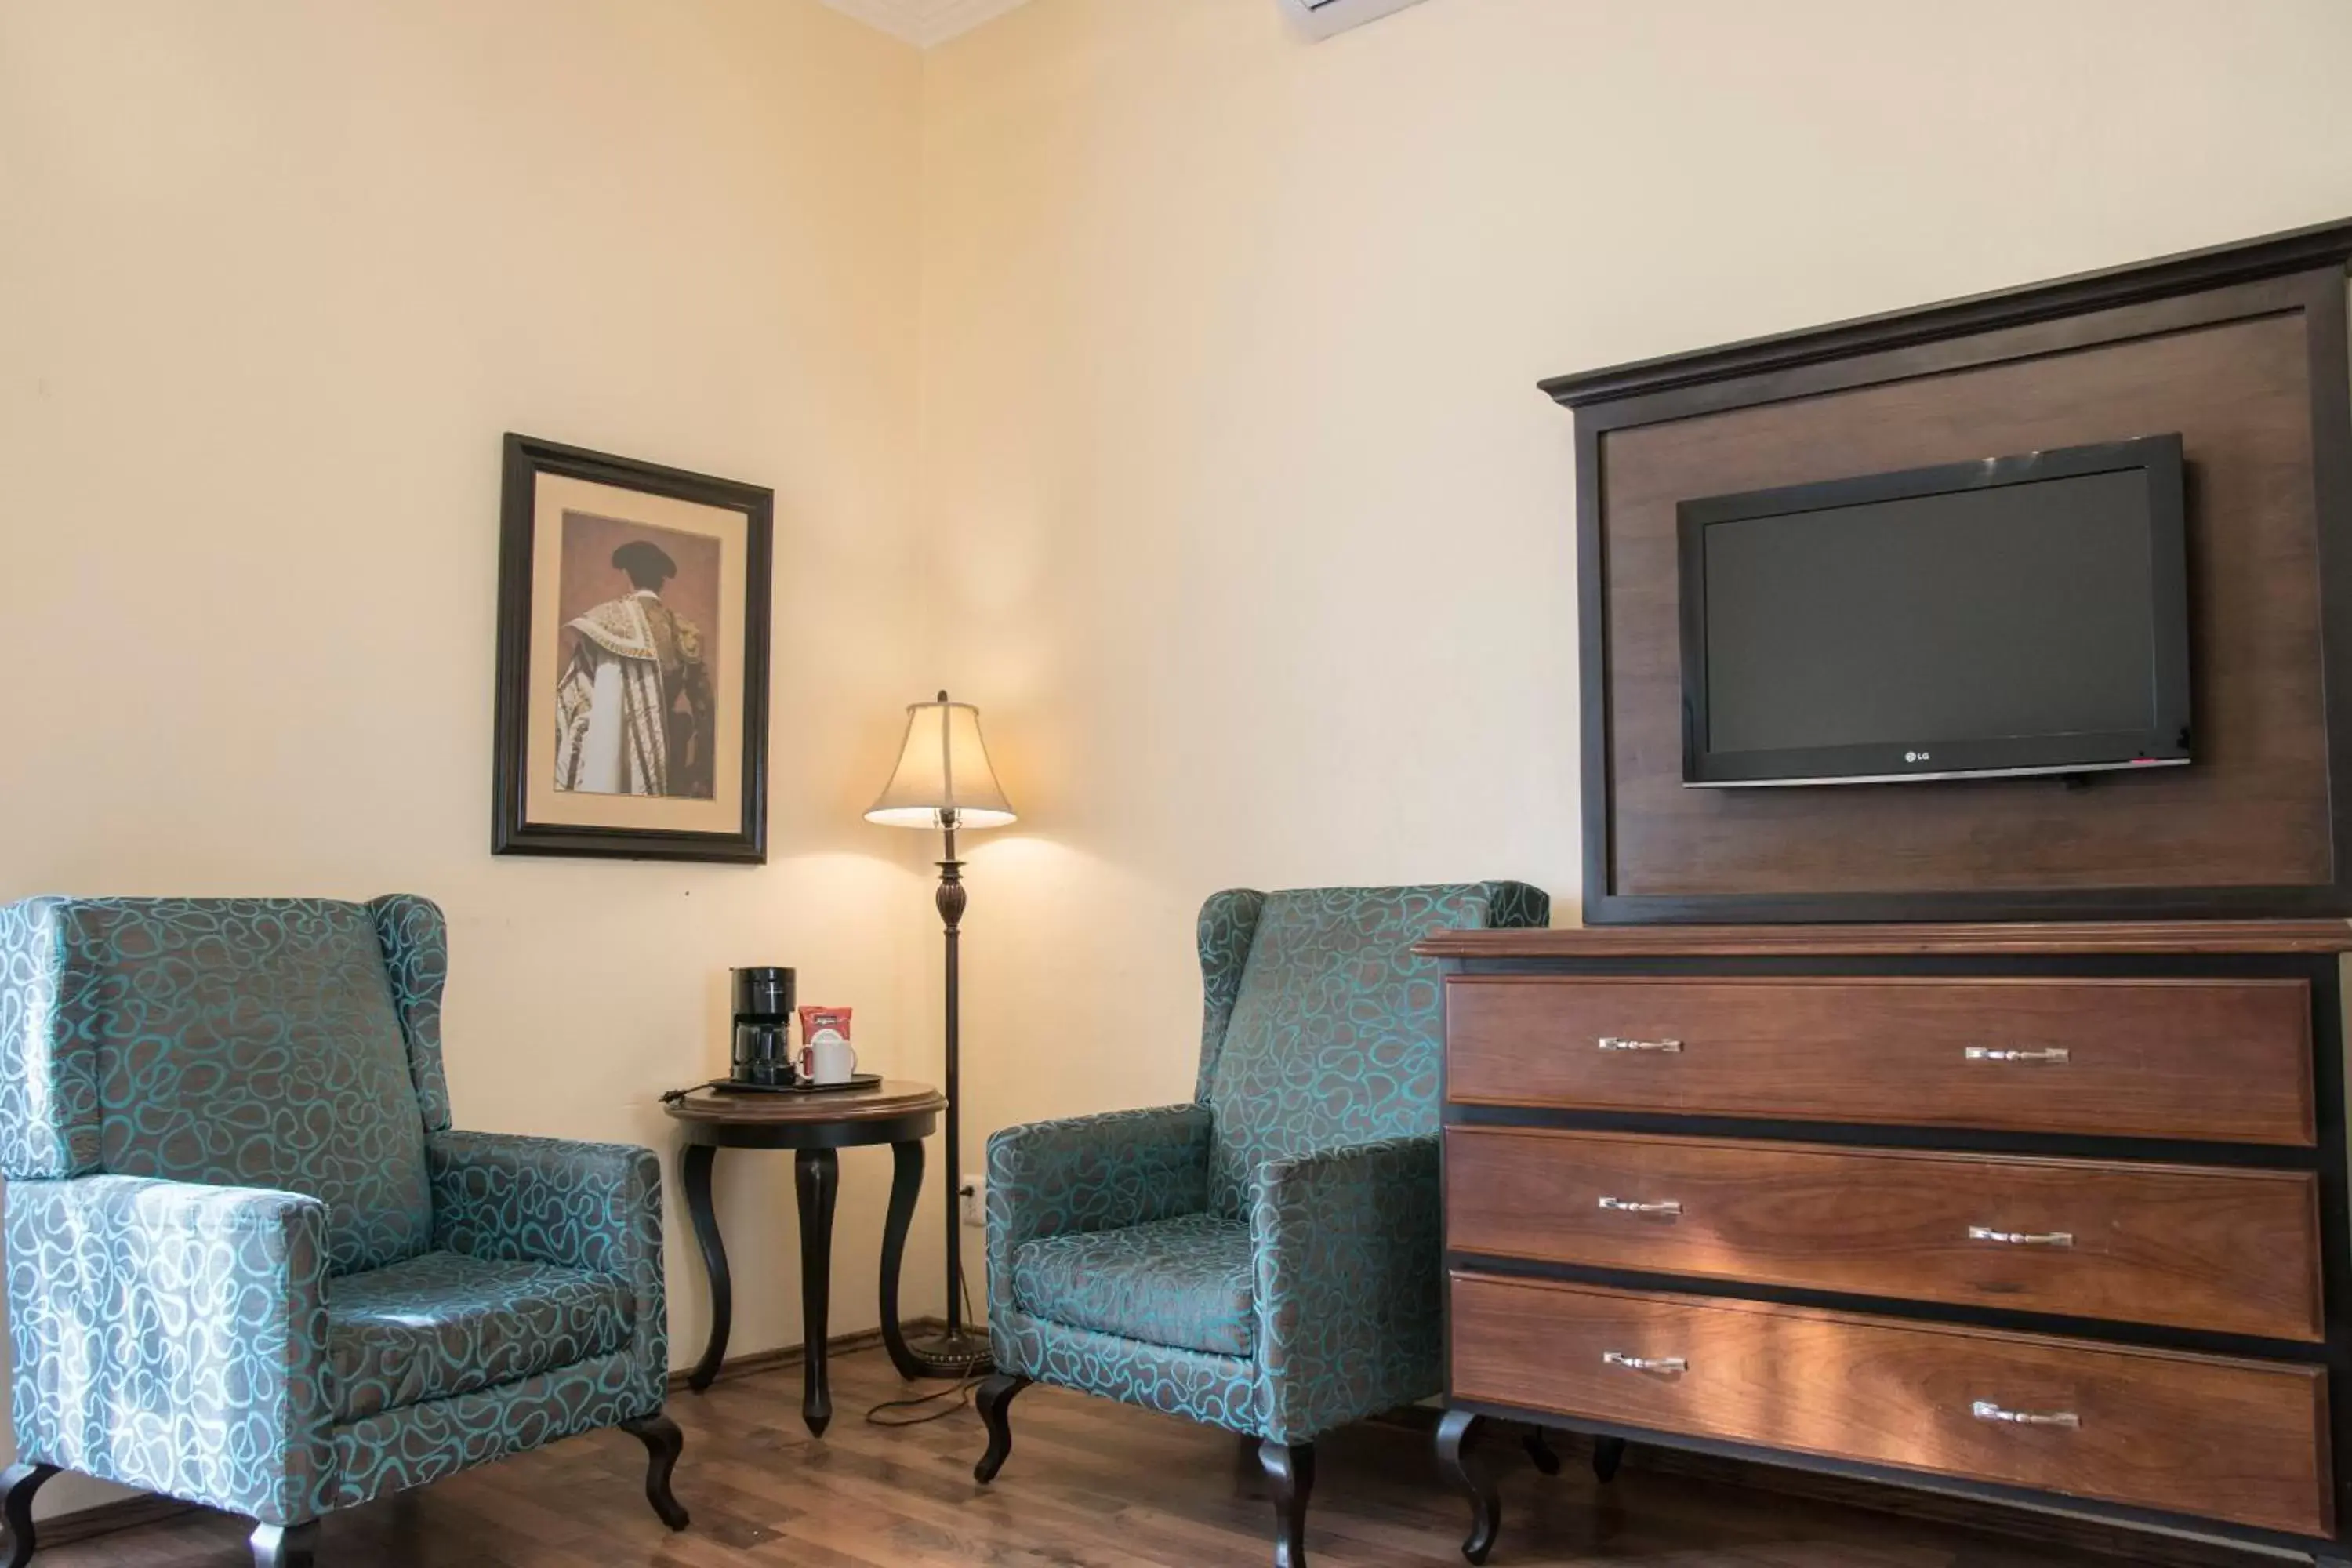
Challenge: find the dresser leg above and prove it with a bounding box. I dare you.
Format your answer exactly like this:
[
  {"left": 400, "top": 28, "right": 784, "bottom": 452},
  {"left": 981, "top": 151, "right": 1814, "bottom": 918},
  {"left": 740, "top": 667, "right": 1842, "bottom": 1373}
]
[
  {"left": 1522, "top": 1428, "right": 1562, "bottom": 1476},
  {"left": 1436, "top": 1409, "right": 1501, "bottom": 1566},
  {"left": 1592, "top": 1435, "right": 1628, "bottom": 1483}
]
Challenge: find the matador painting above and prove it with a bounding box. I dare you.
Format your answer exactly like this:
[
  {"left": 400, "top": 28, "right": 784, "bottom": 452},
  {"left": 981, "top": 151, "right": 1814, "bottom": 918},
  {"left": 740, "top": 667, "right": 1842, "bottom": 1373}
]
[
  {"left": 495, "top": 434, "right": 769, "bottom": 861},
  {"left": 554, "top": 538, "right": 716, "bottom": 799}
]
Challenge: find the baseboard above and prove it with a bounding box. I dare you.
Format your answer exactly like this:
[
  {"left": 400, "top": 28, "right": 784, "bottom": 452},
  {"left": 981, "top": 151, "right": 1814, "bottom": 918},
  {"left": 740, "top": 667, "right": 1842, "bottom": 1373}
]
[{"left": 662, "top": 1316, "right": 948, "bottom": 1392}]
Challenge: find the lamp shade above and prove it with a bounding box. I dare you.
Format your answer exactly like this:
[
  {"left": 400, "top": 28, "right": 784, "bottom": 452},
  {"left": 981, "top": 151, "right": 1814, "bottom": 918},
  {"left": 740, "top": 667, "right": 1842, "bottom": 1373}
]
[{"left": 865, "top": 691, "right": 1018, "bottom": 830}]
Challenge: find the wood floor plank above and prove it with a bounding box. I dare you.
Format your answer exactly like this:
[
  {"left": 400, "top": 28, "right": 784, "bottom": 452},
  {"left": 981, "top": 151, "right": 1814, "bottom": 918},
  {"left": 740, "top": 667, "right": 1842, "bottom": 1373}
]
[{"left": 26, "top": 1346, "right": 2186, "bottom": 1566}]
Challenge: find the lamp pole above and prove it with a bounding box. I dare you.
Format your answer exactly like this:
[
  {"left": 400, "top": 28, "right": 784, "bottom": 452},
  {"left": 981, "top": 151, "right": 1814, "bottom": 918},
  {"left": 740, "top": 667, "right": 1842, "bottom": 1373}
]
[
  {"left": 867, "top": 688, "right": 1007, "bottom": 1378},
  {"left": 902, "top": 807, "right": 989, "bottom": 1375}
]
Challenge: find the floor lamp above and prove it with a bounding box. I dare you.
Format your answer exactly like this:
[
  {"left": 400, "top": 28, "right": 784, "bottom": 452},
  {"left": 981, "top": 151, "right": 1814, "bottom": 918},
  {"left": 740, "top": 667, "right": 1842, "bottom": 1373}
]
[{"left": 866, "top": 690, "right": 1016, "bottom": 1377}]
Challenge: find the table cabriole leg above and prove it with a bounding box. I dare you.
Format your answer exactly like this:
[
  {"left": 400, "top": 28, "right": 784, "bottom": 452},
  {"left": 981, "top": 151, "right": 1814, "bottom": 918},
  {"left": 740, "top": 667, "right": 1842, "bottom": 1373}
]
[
  {"left": 796, "top": 1146, "right": 840, "bottom": 1436},
  {"left": 880, "top": 1138, "right": 928, "bottom": 1380},
  {"left": 681, "top": 1143, "right": 729, "bottom": 1393}
]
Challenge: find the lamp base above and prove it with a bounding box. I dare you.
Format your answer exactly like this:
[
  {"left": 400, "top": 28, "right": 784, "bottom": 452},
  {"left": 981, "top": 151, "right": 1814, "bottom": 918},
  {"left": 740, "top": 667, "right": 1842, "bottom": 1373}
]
[{"left": 895, "top": 1328, "right": 993, "bottom": 1380}]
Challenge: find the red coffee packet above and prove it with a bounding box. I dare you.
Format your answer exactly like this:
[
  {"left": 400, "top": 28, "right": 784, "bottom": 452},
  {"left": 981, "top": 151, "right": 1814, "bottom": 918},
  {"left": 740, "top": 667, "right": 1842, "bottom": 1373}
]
[{"left": 797, "top": 1006, "right": 851, "bottom": 1042}]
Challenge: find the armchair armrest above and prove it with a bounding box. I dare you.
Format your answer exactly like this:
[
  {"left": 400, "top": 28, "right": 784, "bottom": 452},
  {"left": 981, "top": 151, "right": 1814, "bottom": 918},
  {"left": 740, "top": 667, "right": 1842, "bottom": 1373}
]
[
  {"left": 426, "top": 1130, "right": 666, "bottom": 1412},
  {"left": 4, "top": 1175, "right": 332, "bottom": 1525},
  {"left": 984, "top": 1104, "right": 1214, "bottom": 1329},
  {"left": 1248, "top": 1134, "right": 1442, "bottom": 1444}
]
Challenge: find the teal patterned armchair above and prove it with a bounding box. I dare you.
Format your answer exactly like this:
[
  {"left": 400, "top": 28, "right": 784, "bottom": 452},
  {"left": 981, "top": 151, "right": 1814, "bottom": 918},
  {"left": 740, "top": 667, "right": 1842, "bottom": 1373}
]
[
  {"left": 972, "top": 883, "right": 1548, "bottom": 1568},
  {"left": 0, "top": 896, "right": 684, "bottom": 1568}
]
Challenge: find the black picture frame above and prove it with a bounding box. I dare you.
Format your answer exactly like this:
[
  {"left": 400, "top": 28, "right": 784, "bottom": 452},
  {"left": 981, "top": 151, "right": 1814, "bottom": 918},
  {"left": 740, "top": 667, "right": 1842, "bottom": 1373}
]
[
  {"left": 492, "top": 433, "right": 772, "bottom": 863},
  {"left": 1675, "top": 434, "right": 2192, "bottom": 789}
]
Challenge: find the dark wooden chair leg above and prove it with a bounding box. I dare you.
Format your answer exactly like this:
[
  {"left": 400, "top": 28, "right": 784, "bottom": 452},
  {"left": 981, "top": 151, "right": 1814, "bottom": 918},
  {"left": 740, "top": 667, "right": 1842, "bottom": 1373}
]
[
  {"left": 1592, "top": 1434, "right": 1628, "bottom": 1483},
  {"left": 248, "top": 1520, "right": 320, "bottom": 1568},
  {"left": 1436, "top": 1408, "right": 1500, "bottom": 1566},
  {"left": 972, "top": 1372, "right": 1031, "bottom": 1482},
  {"left": 1523, "top": 1427, "right": 1562, "bottom": 1476},
  {"left": 1259, "top": 1439, "right": 1315, "bottom": 1568},
  {"left": 619, "top": 1413, "right": 690, "bottom": 1530},
  {"left": 2, "top": 1463, "right": 58, "bottom": 1568}
]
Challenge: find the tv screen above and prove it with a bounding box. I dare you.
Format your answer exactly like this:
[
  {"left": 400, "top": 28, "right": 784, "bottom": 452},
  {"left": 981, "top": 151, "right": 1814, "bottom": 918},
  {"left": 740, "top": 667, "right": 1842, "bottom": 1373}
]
[{"left": 1678, "top": 434, "right": 2190, "bottom": 788}]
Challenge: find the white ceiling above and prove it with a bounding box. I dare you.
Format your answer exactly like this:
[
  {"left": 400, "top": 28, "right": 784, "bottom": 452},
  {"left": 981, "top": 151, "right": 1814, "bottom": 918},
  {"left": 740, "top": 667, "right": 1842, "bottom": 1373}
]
[
  {"left": 821, "top": 0, "right": 1034, "bottom": 48},
  {"left": 823, "top": 0, "right": 1432, "bottom": 48}
]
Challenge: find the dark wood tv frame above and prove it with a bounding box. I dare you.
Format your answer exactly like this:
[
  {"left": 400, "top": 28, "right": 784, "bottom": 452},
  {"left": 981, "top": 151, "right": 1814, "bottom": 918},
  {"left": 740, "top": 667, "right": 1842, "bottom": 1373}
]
[{"left": 1544, "top": 219, "right": 2352, "bottom": 925}]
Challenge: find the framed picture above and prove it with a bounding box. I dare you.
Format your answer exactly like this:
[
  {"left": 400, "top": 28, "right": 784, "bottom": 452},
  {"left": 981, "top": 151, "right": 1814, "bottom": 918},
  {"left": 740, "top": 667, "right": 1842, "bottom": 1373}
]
[{"left": 492, "top": 434, "right": 772, "bottom": 862}]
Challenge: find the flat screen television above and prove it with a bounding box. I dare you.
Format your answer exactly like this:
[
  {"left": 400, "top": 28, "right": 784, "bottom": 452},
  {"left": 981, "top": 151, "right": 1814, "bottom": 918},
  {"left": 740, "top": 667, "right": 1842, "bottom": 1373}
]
[{"left": 1678, "top": 434, "right": 2191, "bottom": 788}]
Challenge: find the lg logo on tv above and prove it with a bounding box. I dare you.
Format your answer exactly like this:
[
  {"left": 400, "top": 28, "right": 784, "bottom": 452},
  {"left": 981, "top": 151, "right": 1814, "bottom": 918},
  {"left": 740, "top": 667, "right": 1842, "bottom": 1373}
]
[{"left": 1904, "top": 750, "right": 1932, "bottom": 764}]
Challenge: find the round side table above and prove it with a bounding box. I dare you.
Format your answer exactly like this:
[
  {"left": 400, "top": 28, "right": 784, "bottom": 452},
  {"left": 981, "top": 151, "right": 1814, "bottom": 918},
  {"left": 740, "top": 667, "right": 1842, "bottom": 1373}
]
[{"left": 662, "top": 1079, "right": 949, "bottom": 1436}]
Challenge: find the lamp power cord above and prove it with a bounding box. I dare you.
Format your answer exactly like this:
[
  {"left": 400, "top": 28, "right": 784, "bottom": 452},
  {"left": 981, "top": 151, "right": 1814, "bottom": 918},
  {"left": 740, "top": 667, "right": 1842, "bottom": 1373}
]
[{"left": 864, "top": 1261, "right": 988, "bottom": 1428}]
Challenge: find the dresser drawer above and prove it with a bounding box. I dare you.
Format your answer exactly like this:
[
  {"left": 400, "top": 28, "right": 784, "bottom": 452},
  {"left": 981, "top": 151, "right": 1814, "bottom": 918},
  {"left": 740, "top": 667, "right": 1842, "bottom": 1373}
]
[
  {"left": 1445, "top": 976, "right": 2314, "bottom": 1144},
  {"left": 1448, "top": 1272, "right": 2332, "bottom": 1537},
  {"left": 1446, "top": 1127, "right": 2324, "bottom": 1341}
]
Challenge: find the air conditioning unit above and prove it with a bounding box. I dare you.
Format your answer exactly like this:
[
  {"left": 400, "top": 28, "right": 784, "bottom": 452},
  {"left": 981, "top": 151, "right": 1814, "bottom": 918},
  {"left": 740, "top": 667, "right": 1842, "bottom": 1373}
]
[{"left": 1279, "top": 0, "right": 1432, "bottom": 40}]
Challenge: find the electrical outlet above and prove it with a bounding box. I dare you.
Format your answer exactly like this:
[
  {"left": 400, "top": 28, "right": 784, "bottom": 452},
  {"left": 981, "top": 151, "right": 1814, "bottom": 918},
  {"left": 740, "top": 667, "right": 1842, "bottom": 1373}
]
[{"left": 959, "top": 1174, "right": 985, "bottom": 1228}]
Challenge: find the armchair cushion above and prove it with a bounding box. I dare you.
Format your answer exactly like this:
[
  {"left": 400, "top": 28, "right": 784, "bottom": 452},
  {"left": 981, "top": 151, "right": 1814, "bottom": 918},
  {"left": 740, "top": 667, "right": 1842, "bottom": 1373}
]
[
  {"left": 1012, "top": 1213, "right": 1255, "bottom": 1356},
  {"left": 426, "top": 1130, "right": 667, "bottom": 1418},
  {"left": 328, "top": 1250, "right": 631, "bottom": 1421}
]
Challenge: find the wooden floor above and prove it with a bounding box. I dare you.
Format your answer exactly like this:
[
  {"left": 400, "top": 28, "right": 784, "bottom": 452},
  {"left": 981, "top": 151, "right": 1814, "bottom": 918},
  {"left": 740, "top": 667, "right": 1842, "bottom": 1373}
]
[{"left": 52, "top": 1345, "right": 2152, "bottom": 1567}]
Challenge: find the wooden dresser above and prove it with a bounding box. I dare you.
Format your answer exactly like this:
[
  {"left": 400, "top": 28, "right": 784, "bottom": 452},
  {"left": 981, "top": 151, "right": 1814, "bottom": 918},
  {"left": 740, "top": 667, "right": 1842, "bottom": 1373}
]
[{"left": 1424, "top": 920, "right": 2352, "bottom": 1567}]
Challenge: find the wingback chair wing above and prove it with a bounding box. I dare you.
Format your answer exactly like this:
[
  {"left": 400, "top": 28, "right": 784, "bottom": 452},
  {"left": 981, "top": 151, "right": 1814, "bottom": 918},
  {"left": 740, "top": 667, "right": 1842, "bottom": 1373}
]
[
  {"left": 0, "top": 896, "right": 684, "bottom": 1568},
  {"left": 971, "top": 881, "right": 1548, "bottom": 1568}
]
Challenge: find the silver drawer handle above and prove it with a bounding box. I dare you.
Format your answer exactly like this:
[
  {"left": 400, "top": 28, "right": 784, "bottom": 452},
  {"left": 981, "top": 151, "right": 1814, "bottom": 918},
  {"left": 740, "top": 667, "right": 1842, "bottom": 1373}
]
[
  {"left": 1972, "top": 1399, "right": 2078, "bottom": 1429},
  {"left": 1598, "top": 1196, "right": 1683, "bottom": 1216},
  {"left": 1599, "top": 1036, "right": 1683, "bottom": 1054},
  {"left": 1965, "top": 1046, "right": 2071, "bottom": 1064},
  {"left": 1969, "top": 1225, "right": 2073, "bottom": 1248},
  {"left": 1602, "top": 1352, "right": 1687, "bottom": 1376}
]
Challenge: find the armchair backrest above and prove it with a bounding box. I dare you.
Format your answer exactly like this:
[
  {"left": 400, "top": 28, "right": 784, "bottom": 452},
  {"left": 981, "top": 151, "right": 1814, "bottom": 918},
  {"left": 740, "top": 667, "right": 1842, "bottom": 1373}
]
[
  {"left": 1194, "top": 882, "right": 1548, "bottom": 1218},
  {"left": 0, "top": 895, "right": 454, "bottom": 1275}
]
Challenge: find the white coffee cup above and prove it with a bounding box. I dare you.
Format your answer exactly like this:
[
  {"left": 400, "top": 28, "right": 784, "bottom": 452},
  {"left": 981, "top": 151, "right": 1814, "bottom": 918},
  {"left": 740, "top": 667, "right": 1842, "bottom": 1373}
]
[{"left": 808, "top": 1028, "right": 857, "bottom": 1086}]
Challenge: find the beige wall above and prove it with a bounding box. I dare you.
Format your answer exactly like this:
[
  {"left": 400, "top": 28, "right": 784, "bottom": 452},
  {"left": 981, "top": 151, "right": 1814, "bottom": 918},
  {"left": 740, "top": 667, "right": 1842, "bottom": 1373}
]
[
  {"left": 8, "top": 0, "right": 2352, "bottom": 1526},
  {"left": 914, "top": 0, "right": 2352, "bottom": 1153},
  {"left": 0, "top": 0, "right": 931, "bottom": 1515}
]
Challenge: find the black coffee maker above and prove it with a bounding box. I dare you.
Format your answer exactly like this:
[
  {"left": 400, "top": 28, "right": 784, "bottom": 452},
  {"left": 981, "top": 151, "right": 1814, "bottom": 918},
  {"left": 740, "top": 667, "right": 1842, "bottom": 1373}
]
[{"left": 731, "top": 966, "right": 797, "bottom": 1087}]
